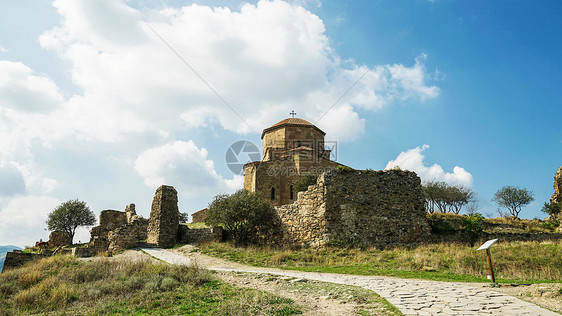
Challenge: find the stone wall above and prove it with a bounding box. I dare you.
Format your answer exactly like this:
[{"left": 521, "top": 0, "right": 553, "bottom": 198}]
[
  {"left": 147, "top": 185, "right": 179, "bottom": 248},
  {"left": 108, "top": 216, "right": 149, "bottom": 252},
  {"left": 49, "top": 231, "right": 71, "bottom": 247},
  {"left": 89, "top": 203, "right": 148, "bottom": 254},
  {"left": 178, "top": 226, "right": 223, "bottom": 244},
  {"left": 1, "top": 251, "right": 50, "bottom": 273},
  {"left": 274, "top": 169, "right": 431, "bottom": 248}
]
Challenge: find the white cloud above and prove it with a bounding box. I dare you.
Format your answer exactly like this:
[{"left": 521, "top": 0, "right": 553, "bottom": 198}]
[
  {"left": 0, "top": 46, "right": 7, "bottom": 53},
  {"left": 135, "top": 140, "right": 241, "bottom": 196},
  {"left": 33, "top": 0, "right": 438, "bottom": 143},
  {"left": 385, "top": 145, "right": 473, "bottom": 187},
  {"left": 0, "top": 61, "right": 63, "bottom": 113},
  {"left": 0, "top": 196, "right": 60, "bottom": 247}
]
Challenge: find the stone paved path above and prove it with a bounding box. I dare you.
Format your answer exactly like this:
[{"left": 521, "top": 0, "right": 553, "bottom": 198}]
[{"left": 142, "top": 248, "right": 559, "bottom": 315}]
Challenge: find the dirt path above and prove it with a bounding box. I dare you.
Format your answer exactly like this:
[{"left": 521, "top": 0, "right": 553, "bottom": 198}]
[{"left": 157, "top": 246, "right": 560, "bottom": 316}]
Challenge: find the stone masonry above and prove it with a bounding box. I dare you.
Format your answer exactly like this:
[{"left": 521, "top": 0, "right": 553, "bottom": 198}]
[
  {"left": 89, "top": 204, "right": 146, "bottom": 254},
  {"left": 275, "top": 169, "right": 431, "bottom": 248},
  {"left": 550, "top": 166, "right": 562, "bottom": 205},
  {"left": 48, "top": 230, "right": 71, "bottom": 247},
  {"left": 147, "top": 185, "right": 179, "bottom": 248}
]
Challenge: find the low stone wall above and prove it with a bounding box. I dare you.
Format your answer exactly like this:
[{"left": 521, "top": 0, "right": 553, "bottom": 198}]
[
  {"left": 274, "top": 170, "right": 431, "bottom": 248},
  {"left": 178, "top": 226, "right": 223, "bottom": 244},
  {"left": 1, "top": 251, "right": 50, "bottom": 273}
]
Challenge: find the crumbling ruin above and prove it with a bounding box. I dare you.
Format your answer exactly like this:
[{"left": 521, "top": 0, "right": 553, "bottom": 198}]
[
  {"left": 275, "top": 169, "right": 431, "bottom": 248},
  {"left": 147, "top": 185, "right": 180, "bottom": 248}
]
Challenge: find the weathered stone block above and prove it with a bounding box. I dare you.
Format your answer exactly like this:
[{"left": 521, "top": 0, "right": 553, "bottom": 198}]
[
  {"left": 147, "top": 185, "right": 179, "bottom": 248},
  {"left": 49, "top": 230, "right": 72, "bottom": 247}
]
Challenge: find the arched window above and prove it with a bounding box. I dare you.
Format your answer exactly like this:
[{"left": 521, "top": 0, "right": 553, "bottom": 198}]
[
  {"left": 290, "top": 185, "right": 294, "bottom": 200},
  {"left": 270, "top": 187, "right": 275, "bottom": 200}
]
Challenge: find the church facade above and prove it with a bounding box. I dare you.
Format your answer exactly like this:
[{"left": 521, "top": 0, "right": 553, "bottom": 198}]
[{"left": 243, "top": 117, "right": 343, "bottom": 206}]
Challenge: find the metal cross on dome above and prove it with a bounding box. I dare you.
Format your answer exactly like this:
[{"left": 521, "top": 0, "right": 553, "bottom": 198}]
[{"left": 289, "top": 110, "right": 297, "bottom": 118}]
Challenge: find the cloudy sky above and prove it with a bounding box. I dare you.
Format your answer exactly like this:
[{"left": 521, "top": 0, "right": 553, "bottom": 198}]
[{"left": 1, "top": 0, "right": 560, "bottom": 247}]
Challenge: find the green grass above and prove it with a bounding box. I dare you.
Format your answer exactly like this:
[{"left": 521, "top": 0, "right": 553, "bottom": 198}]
[
  {"left": 187, "top": 222, "right": 210, "bottom": 229},
  {"left": 0, "top": 255, "right": 302, "bottom": 315},
  {"left": 200, "top": 240, "right": 562, "bottom": 284}
]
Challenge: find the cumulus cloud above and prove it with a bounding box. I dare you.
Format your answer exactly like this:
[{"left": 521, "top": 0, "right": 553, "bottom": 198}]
[
  {"left": 135, "top": 140, "right": 242, "bottom": 196},
  {"left": 385, "top": 145, "right": 473, "bottom": 187},
  {"left": 33, "top": 0, "right": 438, "bottom": 142},
  {"left": 0, "top": 61, "right": 63, "bottom": 113}
]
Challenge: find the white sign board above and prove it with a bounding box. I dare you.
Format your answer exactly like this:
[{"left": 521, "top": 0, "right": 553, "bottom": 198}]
[{"left": 477, "top": 238, "right": 498, "bottom": 251}]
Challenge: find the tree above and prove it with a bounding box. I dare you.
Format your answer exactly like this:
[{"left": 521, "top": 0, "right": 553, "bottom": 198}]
[
  {"left": 423, "top": 181, "right": 475, "bottom": 214},
  {"left": 541, "top": 201, "right": 561, "bottom": 218},
  {"left": 179, "top": 212, "right": 189, "bottom": 223},
  {"left": 492, "top": 186, "right": 534, "bottom": 219},
  {"left": 205, "top": 190, "right": 275, "bottom": 245},
  {"left": 46, "top": 199, "right": 96, "bottom": 243}
]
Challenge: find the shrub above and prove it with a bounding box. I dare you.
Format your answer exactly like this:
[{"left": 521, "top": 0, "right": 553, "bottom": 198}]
[
  {"left": 336, "top": 165, "right": 353, "bottom": 173},
  {"left": 293, "top": 173, "right": 318, "bottom": 193},
  {"left": 206, "top": 190, "right": 276, "bottom": 245},
  {"left": 541, "top": 201, "right": 562, "bottom": 218},
  {"left": 462, "top": 213, "right": 484, "bottom": 246}
]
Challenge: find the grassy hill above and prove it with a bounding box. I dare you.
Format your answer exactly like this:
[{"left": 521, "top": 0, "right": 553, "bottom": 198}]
[
  {"left": 0, "top": 245, "right": 22, "bottom": 272},
  {"left": 0, "top": 254, "right": 302, "bottom": 315}
]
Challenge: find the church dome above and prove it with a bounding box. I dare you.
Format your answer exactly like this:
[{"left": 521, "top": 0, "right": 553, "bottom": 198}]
[{"left": 261, "top": 117, "right": 325, "bottom": 139}]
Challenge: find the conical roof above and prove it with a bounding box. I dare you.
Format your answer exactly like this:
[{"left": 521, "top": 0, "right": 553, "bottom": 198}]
[{"left": 261, "top": 117, "right": 325, "bottom": 139}]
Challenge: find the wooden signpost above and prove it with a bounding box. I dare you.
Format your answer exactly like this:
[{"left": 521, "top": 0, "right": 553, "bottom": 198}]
[{"left": 477, "top": 238, "right": 498, "bottom": 283}]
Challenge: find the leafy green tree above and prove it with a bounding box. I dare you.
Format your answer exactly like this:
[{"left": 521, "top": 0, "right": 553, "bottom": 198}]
[
  {"left": 179, "top": 212, "right": 189, "bottom": 223},
  {"left": 492, "top": 186, "right": 534, "bottom": 219},
  {"left": 541, "top": 201, "right": 561, "bottom": 218},
  {"left": 46, "top": 199, "right": 96, "bottom": 243},
  {"left": 205, "top": 190, "right": 275, "bottom": 245},
  {"left": 294, "top": 173, "right": 318, "bottom": 193}
]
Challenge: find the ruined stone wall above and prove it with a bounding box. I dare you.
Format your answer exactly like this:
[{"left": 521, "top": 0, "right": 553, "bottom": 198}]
[
  {"left": 275, "top": 176, "right": 328, "bottom": 247},
  {"left": 49, "top": 231, "right": 71, "bottom": 247},
  {"left": 98, "top": 210, "right": 128, "bottom": 230},
  {"left": 274, "top": 170, "right": 431, "bottom": 248},
  {"left": 324, "top": 170, "right": 431, "bottom": 247},
  {"left": 147, "top": 185, "right": 179, "bottom": 248},
  {"left": 1, "top": 251, "right": 50, "bottom": 273},
  {"left": 108, "top": 217, "right": 149, "bottom": 252},
  {"left": 89, "top": 204, "right": 148, "bottom": 254},
  {"left": 178, "top": 226, "right": 223, "bottom": 244}
]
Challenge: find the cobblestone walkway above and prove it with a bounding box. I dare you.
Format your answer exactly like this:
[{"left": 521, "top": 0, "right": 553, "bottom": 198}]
[{"left": 142, "top": 248, "right": 559, "bottom": 315}]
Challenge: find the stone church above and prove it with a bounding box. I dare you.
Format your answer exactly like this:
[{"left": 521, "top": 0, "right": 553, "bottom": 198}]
[{"left": 243, "top": 117, "right": 343, "bottom": 206}]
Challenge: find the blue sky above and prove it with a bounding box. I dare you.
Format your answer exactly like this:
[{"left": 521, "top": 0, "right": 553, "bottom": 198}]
[{"left": 0, "top": 0, "right": 560, "bottom": 247}]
